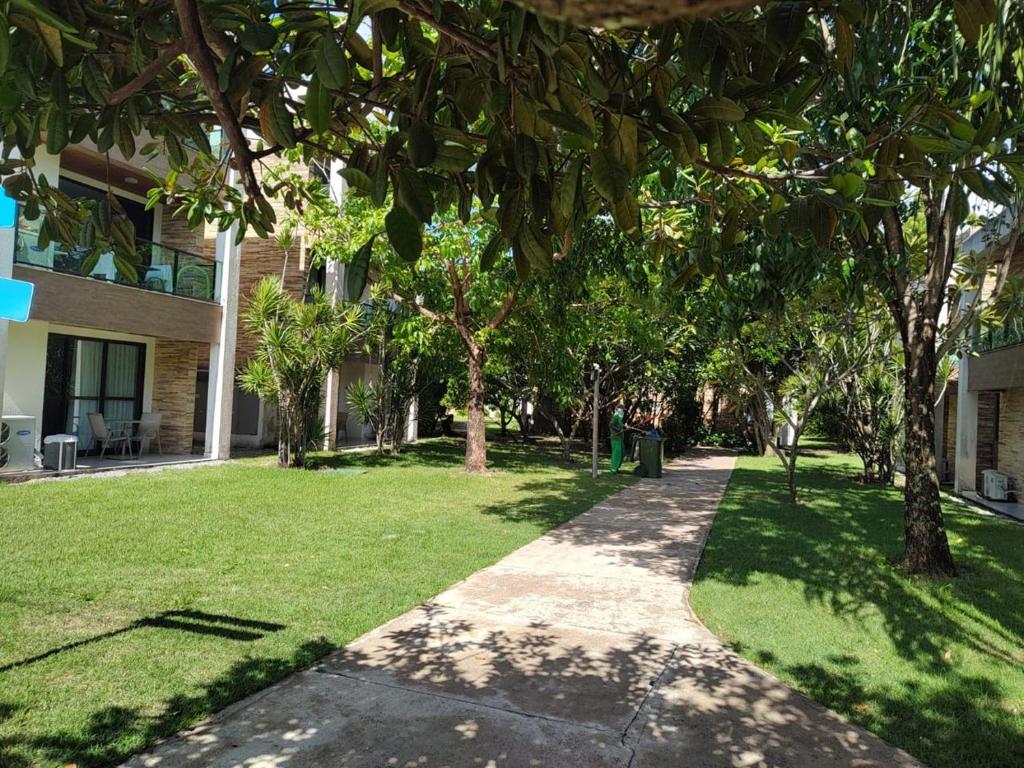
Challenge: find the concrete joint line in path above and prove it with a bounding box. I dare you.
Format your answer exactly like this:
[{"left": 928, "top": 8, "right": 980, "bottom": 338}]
[{"left": 124, "top": 449, "right": 924, "bottom": 768}]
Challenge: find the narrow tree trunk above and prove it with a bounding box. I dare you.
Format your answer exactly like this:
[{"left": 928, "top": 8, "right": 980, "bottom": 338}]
[
  {"left": 278, "top": 408, "right": 290, "bottom": 468},
  {"left": 901, "top": 326, "right": 957, "bottom": 576},
  {"left": 786, "top": 441, "right": 799, "bottom": 503},
  {"left": 465, "top": 348, "right": 488, "bottom": 473}
]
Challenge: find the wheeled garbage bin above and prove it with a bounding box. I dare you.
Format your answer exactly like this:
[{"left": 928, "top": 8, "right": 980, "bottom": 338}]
[
  {"left": 636, "top": 435, "right": 663, "bottom": 478},
  {"left": 43, "top": 434, "right": 78, "bottom": 471}
]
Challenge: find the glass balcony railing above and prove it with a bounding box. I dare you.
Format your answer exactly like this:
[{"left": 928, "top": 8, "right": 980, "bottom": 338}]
[
  {"left": 14, "top": 209, "right": 219, "bottom": 302},
  {"left": 975, "top": 318, "right": 1024, "bottom": 353}
]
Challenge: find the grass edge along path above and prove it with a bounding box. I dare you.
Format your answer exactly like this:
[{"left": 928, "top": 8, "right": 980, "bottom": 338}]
[
  {"left": 690, "top": 448, "right": 1024, "bottom": 768},
  {"left": 0, "top": 438, "right": 634, "bottom": 768}
]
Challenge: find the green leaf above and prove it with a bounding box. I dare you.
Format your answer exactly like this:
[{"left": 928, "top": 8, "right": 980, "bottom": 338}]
[
  {"left": 706, "top": 123, "right": 734, "bottom": 166},
  {"left": 499, "top": 186, "right": 524, "bottom": 239},
  {"left": 591, "top": 147, "right": 629, "bottom": 203},
  {"left": 766, "top": 1, "right": 808, "bottom": 52},
  {"left": 605, "top": 114, "right": 638, "bottom": 175},
  {"left": 346, "top": 234, "right": 377, "bottom": 300},
  {"left": 479, "top": 232, "right": 505, "bottom": 272},
  {"left": 305, "top": 78, "right": 331, "bottom": 134},
  {"left": 513, "top": 134, "right": 539, "bottom": 179},
  {"left": 9, "top": 0, "right": 78, "bottom": 33},
  {"left": 339, "top": 167, "right": 373, "bottom": 193},
  {"left": 433, "top": 143, "right": 476, "bottom": 172},
  {"left": 238, "top": 22, "right": 278, "bottom": 53},
  {"left": 385, "top": 205, "right": 422, "bottom": 262},
  {"left": 908, "top": 135, "right": 958, "bottom": 154},
  {"left": 408, "top": 118, "right": 436, "bottom": 168},
  {"left": 396, "top": 167, "right": 434, "bottom": 224},
  {"left": 690, "top": 97, "right": 745, "bottom": 122},
  {"left": 259, "top": 88, "right": 296, "bottom": 148},
  {"left": 45, "top": 106, "right": 68, "bottom": 155},
  {"left": 315, "top": 33, "right": 351, "bottom": 91},
  {"left": 954, "top": 0, "right": 997, "bottom": 45},
  {"left": 538, "top": 109, "right": 594, "bottom": 140},
  {"left": 370, "top": 152, "right": 389, "bottom": 207},
  {"left": 0, "top": 14, "right": 9, "bottom": 78},
  {"left": 517, "top": 221, "right": 552, "bottom": 271},
  {"left": 612, "top": 193, "right": 641, "bottom": 236}
]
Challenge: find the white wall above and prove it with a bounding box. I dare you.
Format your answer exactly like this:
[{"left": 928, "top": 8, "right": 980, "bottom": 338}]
[{"left": 2, "top": 319, "right": 156, "bottom": 449}]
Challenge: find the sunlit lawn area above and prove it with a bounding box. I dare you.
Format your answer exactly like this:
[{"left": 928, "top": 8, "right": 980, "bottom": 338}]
[
  {"left": 0, "top": 438, "right": 632, "bottom": 768},
  {"left": 691, "top": 448, "right": 1024, "bottom": 768}
]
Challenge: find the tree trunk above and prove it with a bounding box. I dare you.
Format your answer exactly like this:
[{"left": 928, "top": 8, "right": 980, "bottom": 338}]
[
  {"left": 465, "top": 348, "right": 488, "bottom": 473},
  {"left": 900, "top": 324, "right": 958, "bottom": 576},
  {"left": 278, "top": 408, "right": 291, "bottom": 468},
  {"left": 785, "top": 439, "right": 799, "bottom": 503}
]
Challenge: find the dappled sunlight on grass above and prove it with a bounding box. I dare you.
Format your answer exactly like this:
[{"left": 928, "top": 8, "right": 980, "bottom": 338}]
[
  {"left": 691, "top": 450, "right": 1024, "bottom": 768},
  {"left": 0, "top": 438, "right": 632, "bottom": 768}
]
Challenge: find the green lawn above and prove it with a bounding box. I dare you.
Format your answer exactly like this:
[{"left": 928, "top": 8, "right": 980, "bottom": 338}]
[
  {"left": 691, "top": 448, "right": 1024, "bottom": 768},
  {"left": 0, "top": 438, "right": 632, "bottom": 768}
]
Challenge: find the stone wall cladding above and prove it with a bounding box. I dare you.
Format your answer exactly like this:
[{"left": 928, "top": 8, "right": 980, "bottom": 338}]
[
  {"left": 234, "top": 160, "right": 312, "bottom": 367},
  {"left": 152, "top": 339, "right": 202, "bottom": 454},
  {"left": 976, "top": 391, "right": 1000, "bottom": 489},
  {"left": 943, "top": 391, "right": 958, "bottom": 478},
  {"left": 159, "top": 204, "right": 205, "bottom": 255},
  {"left": 997, "top": 387, "right": 1024, "bottom": 488}
]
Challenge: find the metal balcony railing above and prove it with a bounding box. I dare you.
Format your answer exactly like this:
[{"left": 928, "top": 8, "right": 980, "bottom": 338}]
[{"left": 14, "top": 209, "right": 219, "bottom": 302}]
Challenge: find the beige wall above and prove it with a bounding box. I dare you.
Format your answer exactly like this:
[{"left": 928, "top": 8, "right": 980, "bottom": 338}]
[
  {"left": 2, "top": 319, "right": 156, "bottom": 449},
  {"left": 997, "top": 387, "right": 1024, "bottom": 487}
]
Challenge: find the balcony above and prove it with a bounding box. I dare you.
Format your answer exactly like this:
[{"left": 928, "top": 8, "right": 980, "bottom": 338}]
[
  {"left": 14, "top": 210, "right": 219, "bottom": 303},
  {"left": 974, "top": 318, "right": 1024, "bottom": 354}
]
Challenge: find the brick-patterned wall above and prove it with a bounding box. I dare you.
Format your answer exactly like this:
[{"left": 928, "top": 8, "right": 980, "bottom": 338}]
[
  {"left": 997, "top": 387, "right": 1024, "bottom": 487},
  {"left": 234, "top": 160, "right": 312, "bottom": 366},
  {"left": 976, "top": 391, "right": 1000, "bottom": 489},
  {"left": 152, "top": 339, "right": 201, "bottom": 454},
  {"left": 159, "top": 204, "right": 205, "bottom": 255},
  {"left": 942, "top": 391, "right": 958, "bottom": 478}
]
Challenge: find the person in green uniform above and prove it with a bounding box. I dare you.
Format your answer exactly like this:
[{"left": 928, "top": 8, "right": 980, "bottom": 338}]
[{"left": 610, "top": 405, "right": 625, "bottom": 473}]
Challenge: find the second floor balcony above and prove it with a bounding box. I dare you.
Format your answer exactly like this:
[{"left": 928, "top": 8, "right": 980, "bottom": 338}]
[
  {"left": 974, "top": 318, "right": 1024, "bottom": 354},
  {"left": 15, "top": 210, "right": 219, "bottom": 303}
]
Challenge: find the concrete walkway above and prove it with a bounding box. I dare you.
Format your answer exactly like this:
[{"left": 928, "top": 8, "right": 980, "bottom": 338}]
[{"left": 125, "top": 451, "right": 922, "bottom": 768}]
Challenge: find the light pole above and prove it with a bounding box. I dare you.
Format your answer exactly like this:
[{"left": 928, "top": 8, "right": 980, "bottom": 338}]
[{"left": 591, "top": 363, "right": 600, "bottom": 479}]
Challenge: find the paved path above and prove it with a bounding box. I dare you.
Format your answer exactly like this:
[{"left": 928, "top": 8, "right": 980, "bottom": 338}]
[{"left": 125, "top": 451, "right": 922, "bottom": 768}]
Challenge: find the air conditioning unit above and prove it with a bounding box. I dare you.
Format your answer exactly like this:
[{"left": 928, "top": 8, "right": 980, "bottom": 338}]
[
  {"left": 982, "top": 469, "right": 1010, "bottom": 501},
  {"left": 0, "top": 416, "right": 37, "bottom": 472}
]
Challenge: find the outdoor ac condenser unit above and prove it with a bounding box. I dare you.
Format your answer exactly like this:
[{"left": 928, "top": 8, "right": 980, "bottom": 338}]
[
  {"left": 982, "top": 469, "right": 1010, "bottom": 501},
  {"left": 0, "top": 416, "right": 37, "bottom": 472}
]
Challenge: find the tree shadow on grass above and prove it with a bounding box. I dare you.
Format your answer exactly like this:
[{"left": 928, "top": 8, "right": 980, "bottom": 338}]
[
  {"left": 695, "top": 455, "right": 1024, "bottom": 768},
  {"left": 308, "top": 437, "right": 578, "bottom": 473},
  {"left": 0, "top": 639, "right": 335, "bottom": 768}
]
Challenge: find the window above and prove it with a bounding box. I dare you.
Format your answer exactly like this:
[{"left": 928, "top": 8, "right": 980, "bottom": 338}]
[{"left": 42, "top": 334, "right": 146, "bottom": 450}]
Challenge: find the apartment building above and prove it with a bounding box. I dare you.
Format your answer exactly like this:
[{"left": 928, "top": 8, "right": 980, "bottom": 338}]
[{"left": 0, "top": 137, "right": 381, "bottom": 472}]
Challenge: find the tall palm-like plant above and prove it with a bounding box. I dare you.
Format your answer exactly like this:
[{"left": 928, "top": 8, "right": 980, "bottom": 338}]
[{"left": 239, "top": 277, "right": 363, "bottom": 468}]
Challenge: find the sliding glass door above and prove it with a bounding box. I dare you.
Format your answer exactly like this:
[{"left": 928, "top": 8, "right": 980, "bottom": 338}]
[{"left": 42, "top": 335, "right": 146, "bottom": 450}]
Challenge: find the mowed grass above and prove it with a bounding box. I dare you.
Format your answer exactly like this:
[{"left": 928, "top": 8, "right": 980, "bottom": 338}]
[
  {"left": 691, "top": 448, "right": 1024, "bottom": 768},
  {"left": 0, "top": 438, "right": 632, "bottom": 768}
]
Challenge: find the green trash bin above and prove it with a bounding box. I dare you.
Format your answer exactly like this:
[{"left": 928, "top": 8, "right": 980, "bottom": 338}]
[{"left": 637, "top": 436, "right": 664, "bottom": 478}]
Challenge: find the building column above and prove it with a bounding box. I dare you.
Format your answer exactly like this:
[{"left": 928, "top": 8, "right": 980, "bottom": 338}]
[
  {"left": 205, "top": 219, "right": 241, "bottom": 459},
  {"left": 954, "top": 352, "right": 979, "bottom": 493},
  {"left": 321, "top": 258, "right": 346, "bottom": 450},
  {"left": 0, "top": 221, "right": 14, "bottom": 418}
]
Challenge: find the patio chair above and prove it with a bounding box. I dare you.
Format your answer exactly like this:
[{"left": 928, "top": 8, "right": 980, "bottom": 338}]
[
  {"left": 133, "top": 412, "right": 163, "bottom": 457},
  {"left": 88, "top": 413, "right": 134, "bottom": 459}
]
